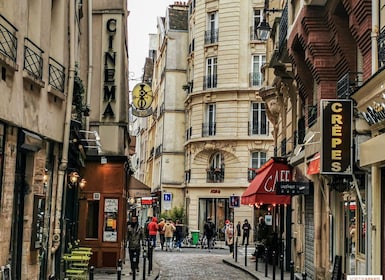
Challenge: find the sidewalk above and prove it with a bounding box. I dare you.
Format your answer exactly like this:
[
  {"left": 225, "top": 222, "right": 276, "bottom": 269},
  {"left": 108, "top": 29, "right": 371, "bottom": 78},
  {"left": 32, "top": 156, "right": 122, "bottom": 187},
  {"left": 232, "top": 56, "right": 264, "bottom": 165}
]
[{"left": 222, "top": 253, "right": 292, "bottom": 280}]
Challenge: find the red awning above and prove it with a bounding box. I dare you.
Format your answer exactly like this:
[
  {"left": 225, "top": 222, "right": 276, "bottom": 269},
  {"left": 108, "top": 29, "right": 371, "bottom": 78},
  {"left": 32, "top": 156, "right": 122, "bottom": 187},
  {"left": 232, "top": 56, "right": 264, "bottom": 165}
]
[
  {"left": 241, "top": 158, "right": 292, "bottom": 205},
  {"left": 307, "top": 152, "right": 320, "bottom": 175}
]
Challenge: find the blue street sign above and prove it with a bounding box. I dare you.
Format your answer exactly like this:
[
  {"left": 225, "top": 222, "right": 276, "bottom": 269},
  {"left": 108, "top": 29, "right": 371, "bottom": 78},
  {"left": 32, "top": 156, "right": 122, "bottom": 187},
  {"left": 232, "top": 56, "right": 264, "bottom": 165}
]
[
  {"left": 229, "top": 195, "right": 240, "bottom": 208},
  {"left": 163, "top": 193, "right": 172, "bottom": 201}
]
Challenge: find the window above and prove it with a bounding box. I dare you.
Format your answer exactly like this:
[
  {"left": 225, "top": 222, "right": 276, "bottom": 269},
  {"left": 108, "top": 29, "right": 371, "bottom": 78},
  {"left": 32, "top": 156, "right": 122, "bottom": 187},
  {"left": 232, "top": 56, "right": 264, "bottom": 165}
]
[
  {"left": 86, "top": 201, "right": 99, "bottom": 238},
  {"left": 251, "top": 9, "right": 263, "bottom": 40},
  {"left": 206, "top": 152, "right": 224, "bottom": 183},
  {"left": 248, "top": 151, "right": 267, "bottom": 180},
  {"left": 203, "top": 103, "right": 216, "bottom": 136},
  {"left": 204, "top": 57, "right": 217, "bottom": 89},
  {"left": 250, "top": 102, "right": 268, "bottom": 135},
  {"left": 205, "top": 12, "right": 218, "bottom": 44},
  {"left": 250, "top": 55, "right": 265, "bottom": 87}
]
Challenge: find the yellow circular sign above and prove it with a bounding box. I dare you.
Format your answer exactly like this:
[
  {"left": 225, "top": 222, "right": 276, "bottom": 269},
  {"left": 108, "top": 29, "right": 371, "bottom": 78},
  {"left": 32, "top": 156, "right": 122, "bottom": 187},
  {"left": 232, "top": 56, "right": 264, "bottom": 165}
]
[{"left": 132, "top": 83, "right": 153, "bottom": 110}]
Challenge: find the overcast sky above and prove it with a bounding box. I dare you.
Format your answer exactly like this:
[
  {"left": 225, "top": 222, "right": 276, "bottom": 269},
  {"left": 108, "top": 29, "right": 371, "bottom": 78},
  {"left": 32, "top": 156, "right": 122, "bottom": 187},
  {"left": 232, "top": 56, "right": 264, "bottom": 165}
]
[{"left": 127, "top": 0, "right": 176, "bottom": 87}]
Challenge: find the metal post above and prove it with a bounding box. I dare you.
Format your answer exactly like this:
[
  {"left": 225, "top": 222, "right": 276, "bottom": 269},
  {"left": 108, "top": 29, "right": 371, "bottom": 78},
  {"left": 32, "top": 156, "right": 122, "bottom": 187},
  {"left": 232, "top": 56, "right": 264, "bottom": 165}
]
[
  {"left": 265, "top": 247, "right": 268, "bottom": 277},
  {"left": 272, "top": 250, "right": 276, "bottom": 280},
  {"left": 302, "top": 272, "right": 307, "bottom": 280},
  {"left": 132, "top": 252, "right": 137, "bottom": 280},
  {"left": 280, "top": 254, "right": 284, "bottom": 280},
  {"left": 89, "top": 266, "right": 94, "bottom": 280},
  {"left": 235, "top": 237, "right": 238, "bottom": 262},
  {"left": 117, "top": 259, "right": 122, "bottom": 280},
  {"left": 148, "top": 244, "right": 153, "bottom": 275},
  {"left": 244, "top": 244, "right": 248, "bottom": 267},
  {"left": 290, "top": 261, "right": 294, "bottom": 280},
  {"left": 142, "top": 245, "right": 147, "bottom": 280},
  {"left": 255, "top": 247, "right": 258, "bottom": 271}
]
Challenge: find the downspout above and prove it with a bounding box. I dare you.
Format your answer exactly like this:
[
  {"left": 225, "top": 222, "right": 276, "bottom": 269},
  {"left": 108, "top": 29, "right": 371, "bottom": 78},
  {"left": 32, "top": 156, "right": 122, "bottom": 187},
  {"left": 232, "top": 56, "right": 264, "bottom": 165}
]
[
  {"left": 51, "top": 0, "right": 76, "bottom": 255},
  {"left": 86, "top": 0, "right": 93, "bottom": 131},
  {"left": 372, "top": 0, "right": 379, "bottom": 74}
]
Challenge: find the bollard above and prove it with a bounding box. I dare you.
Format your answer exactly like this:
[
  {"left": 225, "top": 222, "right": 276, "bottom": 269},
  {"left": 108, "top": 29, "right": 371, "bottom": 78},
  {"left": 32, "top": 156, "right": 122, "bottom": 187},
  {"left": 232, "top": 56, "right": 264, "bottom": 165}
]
[
  {"left": 255, "top": 246, "right": 258, "bottom": 271},
  {"left": 265, "top": 247, "right": 268, "bottom": 277},
  {"left": 142, "top": 246, "right": 147, "bottom": 280},
  {"left": 302, "top": 272, "right": 307, "bottom": 280},
  {"left": 280, "top": 254, "right": 284, "bottom": 280},
  {"left": 235, "top": 238, "right": 238, "bottom": 262},
  {"left": 244, "top": 244, "right": 248, "bottom": 267},
  {"left": 117, "top": 259, "right": 122, "bottom": 280},
  {"left": 272, "top": 250, "right": 276, "bottom": 280},
  {"left": 290, "top": 261, "right": 294, "bottom": 280},
  {"left": 148, "top": 243, "right": 153, "bottom": 275},
  {"left": 89, "top": 266, "right": 94, "bottom": 280},
  {"left": 132, "top": 252, "right": 137, "bottom": 280}
]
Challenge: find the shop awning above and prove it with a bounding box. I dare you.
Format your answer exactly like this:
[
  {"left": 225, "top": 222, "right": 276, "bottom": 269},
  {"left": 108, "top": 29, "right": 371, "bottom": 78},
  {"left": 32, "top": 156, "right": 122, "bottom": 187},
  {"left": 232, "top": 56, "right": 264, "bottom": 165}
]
[
  {"left": 128, "top": 177, "right": 151, "bottom": 198},
  {"left": 307, "top": 152, "right": 320, "bottom": 175},
  {"left": 241, "top": 158, "right": 292, "bottom": 205}
]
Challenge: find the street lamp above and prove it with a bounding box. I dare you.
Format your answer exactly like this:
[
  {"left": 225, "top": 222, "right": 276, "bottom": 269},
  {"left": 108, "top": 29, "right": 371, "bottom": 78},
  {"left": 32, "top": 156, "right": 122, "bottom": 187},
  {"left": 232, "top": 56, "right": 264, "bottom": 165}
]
[{"left": 256, "top": 0, "right": 283, "bottom": 41}]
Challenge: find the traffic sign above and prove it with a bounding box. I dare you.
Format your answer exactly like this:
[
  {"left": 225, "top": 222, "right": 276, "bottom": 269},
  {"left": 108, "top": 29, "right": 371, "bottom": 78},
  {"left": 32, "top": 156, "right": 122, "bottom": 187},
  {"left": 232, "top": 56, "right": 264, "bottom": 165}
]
[
  {"left": 163, "top": 193, "right": 172, "bottom": 201},
  {"left": 229, "top": 195, "right": 240, "bottom": 208}
]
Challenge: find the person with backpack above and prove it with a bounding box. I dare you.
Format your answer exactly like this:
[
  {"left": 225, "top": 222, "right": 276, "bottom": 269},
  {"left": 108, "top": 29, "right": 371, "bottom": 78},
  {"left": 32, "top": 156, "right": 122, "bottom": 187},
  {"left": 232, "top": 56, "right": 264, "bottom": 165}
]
[{"left": 204, "top": 217, "right": 216, "bottom": 252}]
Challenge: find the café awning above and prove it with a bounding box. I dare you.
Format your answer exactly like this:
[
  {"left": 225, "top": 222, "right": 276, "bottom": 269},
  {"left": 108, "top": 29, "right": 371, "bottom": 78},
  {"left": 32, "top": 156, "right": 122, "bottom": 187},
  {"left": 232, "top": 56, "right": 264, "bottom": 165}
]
[
  {"left": 307, "top": 152, "right": 320, "bottom": 175},
  {"left": 241, "top": 157, "right": 292, "bottom": 205},
  {"left": 128, "top": 177, "right": 151, "bottom": 198}
]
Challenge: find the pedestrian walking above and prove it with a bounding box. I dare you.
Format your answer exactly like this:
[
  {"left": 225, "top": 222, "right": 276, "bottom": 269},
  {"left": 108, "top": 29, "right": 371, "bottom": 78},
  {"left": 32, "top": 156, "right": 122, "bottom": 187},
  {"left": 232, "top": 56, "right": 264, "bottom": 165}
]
[
  {"left": 163, "top": 218, "right": 176, "bottom": 251},
  {"left": 147, "top": 217, "right": 159, "bottom": 248},
  {"left": 158, "top": 218, "right": 166, "bottom": 250},
  {"left": 225, "top": 222, "right": 235, "bottom": 255},
  {"left": 126, "top": 215, "right": 143, "bottom": 275},
  {"left": 175, "top": 220, "right": 184, "bottom": 251},
  {"left": 203, "top": 217, "right": 216, "bottom": 252},
  {"left": 236, "top": 221, "right": 241, "bottom": 238},
  {"left": 242, "top": 219, "right": 251, "bottom": 245}
]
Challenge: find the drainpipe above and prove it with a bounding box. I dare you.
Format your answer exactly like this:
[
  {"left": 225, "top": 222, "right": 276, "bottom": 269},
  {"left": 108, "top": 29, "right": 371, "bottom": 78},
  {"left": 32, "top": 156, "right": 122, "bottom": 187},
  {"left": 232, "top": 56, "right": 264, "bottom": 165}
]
[
  {"left": 51, "top": 0, "right": 76, "bottom": 257},
  {"left": 372, "top": 0, "right": 379, "bottom": 74},
  {"left": 86, "top": 0, "right": 93, "bottom": 131}
]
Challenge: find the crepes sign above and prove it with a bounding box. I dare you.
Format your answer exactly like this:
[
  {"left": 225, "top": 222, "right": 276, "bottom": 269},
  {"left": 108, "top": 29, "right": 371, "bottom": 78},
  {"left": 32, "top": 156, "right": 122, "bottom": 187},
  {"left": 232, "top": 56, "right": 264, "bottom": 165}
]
[{"left": 321, "top": 99, "right": 353, "bottom": 175}]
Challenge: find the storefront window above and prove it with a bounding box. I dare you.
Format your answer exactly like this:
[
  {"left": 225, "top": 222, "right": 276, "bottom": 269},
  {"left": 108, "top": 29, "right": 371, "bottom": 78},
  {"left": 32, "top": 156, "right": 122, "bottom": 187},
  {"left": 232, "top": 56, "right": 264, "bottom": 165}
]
[{"left": 86, "top": 201, "right": 99, "bottom": 238}]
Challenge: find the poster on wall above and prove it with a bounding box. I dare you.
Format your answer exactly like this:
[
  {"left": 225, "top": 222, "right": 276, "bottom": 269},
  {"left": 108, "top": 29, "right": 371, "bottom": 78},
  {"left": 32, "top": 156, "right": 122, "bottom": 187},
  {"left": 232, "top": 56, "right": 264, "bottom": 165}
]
[{"left": 103, "top": 198, "right": 118, "bottom": 242}]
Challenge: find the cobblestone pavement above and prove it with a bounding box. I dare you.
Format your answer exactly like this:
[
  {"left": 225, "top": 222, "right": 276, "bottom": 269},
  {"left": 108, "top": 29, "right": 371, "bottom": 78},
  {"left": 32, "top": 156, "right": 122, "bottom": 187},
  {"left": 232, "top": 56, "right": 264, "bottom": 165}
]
[{"left": 155, "top": 248, "right": 253, "bottom": 280}]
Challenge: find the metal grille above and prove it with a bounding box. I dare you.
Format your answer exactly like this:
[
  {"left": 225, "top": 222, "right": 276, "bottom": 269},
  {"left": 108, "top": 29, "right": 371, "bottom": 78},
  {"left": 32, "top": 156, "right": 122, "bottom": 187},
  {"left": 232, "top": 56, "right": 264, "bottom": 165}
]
[
  {"left": 0, "top": 14, "right": 17, "bottom": 62},
  {"left": 23, "top": 38, "right": 43, "bottom": 80},
  {"left": 378, "top": 27, "right": 385, "bottom": 69},
  {"left": 204, "top": 29, "right": 218, "bottom": 44},
  {"left": 202, "top": 122, "right": 216, "bottom": 136},
  {"left": 49, "top": 57, "right": 65, "bottom": 92},
  {"left": 278, "top": 3, "right": 288, "bottom": 56}
]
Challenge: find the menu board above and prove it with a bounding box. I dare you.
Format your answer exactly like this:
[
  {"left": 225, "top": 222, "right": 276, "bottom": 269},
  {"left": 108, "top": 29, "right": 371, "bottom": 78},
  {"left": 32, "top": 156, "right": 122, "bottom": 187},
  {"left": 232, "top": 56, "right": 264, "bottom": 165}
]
[{"left": 103, "top": 198, "right": 118, "bottom": 242}]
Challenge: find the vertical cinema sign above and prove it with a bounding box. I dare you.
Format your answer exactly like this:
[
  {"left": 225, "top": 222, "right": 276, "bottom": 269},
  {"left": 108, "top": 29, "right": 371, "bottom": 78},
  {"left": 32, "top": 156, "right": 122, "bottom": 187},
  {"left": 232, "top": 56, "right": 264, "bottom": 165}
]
[
  {"left": 103, "top": 18, "right": 118, "bottom": 118},
  {"left": 320, "top": 99, "right": 353, "bottom": 175}
]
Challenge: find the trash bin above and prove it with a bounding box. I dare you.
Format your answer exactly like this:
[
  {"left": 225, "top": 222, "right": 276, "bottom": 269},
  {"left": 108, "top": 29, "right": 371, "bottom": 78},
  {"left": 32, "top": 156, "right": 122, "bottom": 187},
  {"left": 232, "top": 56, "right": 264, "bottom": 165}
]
[{"left": 191, "top": 230, "right": 200, "bottom": 245}]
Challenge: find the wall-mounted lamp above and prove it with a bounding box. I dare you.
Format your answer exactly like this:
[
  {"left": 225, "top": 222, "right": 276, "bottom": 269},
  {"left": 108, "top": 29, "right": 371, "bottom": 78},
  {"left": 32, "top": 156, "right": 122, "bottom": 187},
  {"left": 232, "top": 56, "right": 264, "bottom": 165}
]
[
  {"left": 256, "top": 0, "right": 283, "bottom": 41},
  {"left": 68, "top": 171, "right": 87, "bottom": 190}
]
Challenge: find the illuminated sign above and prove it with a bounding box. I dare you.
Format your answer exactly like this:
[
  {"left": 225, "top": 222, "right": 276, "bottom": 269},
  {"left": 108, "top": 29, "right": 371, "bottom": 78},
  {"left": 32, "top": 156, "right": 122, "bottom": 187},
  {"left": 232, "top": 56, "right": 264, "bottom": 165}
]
[
  {"left": 320, "top": 99, "right": 352, "bottom": 175},
  {"left": 132, "top": 83, "right": 154, "bottom": 117}
]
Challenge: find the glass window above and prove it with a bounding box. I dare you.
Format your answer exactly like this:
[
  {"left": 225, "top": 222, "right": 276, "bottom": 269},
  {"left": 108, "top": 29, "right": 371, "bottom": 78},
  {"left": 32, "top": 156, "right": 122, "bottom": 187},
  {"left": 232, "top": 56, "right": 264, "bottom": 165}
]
[
  {"left": 253, "top": 9, "right": 263, "bottom": 28},
  {"left": 251, "top": 151, "right": 267, "bottom": 169},
  {"left": 86, "top": 201, "right": 99, "bottom": 238},
  {"left": 206, "top": 57, "right": 217, "bottom": 88},
  {"left": 251, "top": 102, "right": 268, "bottom": 135},
  {"left": 251, "top": 55, "right": 266, "bottom": 86}
]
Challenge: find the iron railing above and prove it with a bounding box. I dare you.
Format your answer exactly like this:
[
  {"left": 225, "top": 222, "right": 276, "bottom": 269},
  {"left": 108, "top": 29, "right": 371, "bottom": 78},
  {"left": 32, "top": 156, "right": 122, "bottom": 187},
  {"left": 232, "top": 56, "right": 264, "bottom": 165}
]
[
  {"left": 0, "top": 14, "right": 17, "bottom": 62},
  {"left": 378, "top": 26, "right": 385, "bottom": 69},
  {"left": 278, "top": 3, "right": 288, "bottom": 56},
  {"left": 248, "top": 121, "right": 269, "bottom": 135},
  {"left": 250, "top": 26, "right": 258, "bottom": 41},
  {"left": 49, "top": 57, "right": 65, "bottom": 92},
  {"left": 202, "top": 122, "right": 216, "bottom": 136},
  {"left": 206, "top": 167, "right": 224, "bottom": 183},
  {"left": 307, "top": 105, "right": 317, "bottom": 127},
  {"left": 24, "top": 37, "right": 44, "bottom": 80},
  {"left": 336, "top": 72, "right": 363, "bottom": 99},
  {"left": 186, "top": 127, "right": 192, "bottom": 140},
  {"left": 204, "top": 29, "right": 218, "bottom": 44},
  {"left": 249, "top": 72, "right": 263, "bottom": 87},
  {"left": 203, "top": 74, "right": 217, "bottom": 89},
  {"left": 248, "top": 168, "right": 257, "bottom": 181}
]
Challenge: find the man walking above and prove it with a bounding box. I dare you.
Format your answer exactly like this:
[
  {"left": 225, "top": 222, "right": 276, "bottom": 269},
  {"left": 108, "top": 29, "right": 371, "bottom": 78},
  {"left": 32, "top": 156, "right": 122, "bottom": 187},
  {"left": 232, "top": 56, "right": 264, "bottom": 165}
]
[
  {"left": 127, "top": 216, "right": 143, "bottom": 275},
  {"left": 204, "top": 217, "right": 216, "bottom": 252},
  {"left": 242, "top": 219, "right": 251, "bottom": 246}
]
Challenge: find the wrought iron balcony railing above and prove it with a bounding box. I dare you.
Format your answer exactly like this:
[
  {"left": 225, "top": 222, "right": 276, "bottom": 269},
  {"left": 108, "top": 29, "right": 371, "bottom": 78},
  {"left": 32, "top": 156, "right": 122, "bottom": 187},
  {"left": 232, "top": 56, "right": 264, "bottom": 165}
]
[
  {"left": 248, "top": 121, "right": 269, "bottom": 135},
  {"left": 250, "top": 26, "right": 259, "bottom": 41},
  {"left": 336, "top": 72, "right": 363, "bottom": 99},
  {"left": 186, "top": 126, "right": 192, "bottom": 140},
  {"left": 204, "top": 29, "right": 218, "bottom": 44},
  {"left": 202, "top": 122, "right": 216, "bottom": 137},
  {"left": 49, "top": 57, "right": 65, "bottom": 92},
  {"left": 203, "top": 75, "right": 217, "bottom": 89},
  {"left": 24, "top": 38, "right": 44, "bottom": 80},
  {"left": 206, "top": 167, "right": 224, "bottom": 183},
  {"left": 248, "top": 168, "right": 257, "bottom": 181},
  {"left": 0, "top": 14, "right": 17, "bottom": 62},
  {"left": 278, "top": 3, "right": 288, "bottom": 56},
  {"left": 378, "top": 26, "right": 385, "bottom": 69},
  {"left": 249, "top": 72, "right": 263, "bottom": 87}
]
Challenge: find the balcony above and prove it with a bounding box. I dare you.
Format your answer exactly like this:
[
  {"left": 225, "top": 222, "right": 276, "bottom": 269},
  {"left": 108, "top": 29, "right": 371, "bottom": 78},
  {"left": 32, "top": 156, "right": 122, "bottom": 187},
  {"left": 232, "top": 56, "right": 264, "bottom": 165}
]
[
  {"left": 24, "top": 38, "right": 43, "bottom": 80},
  {"left": 186, "top": 126, "right": 192, "bottom": 140},
  {"left": 206, "top": 167, "right": 224, "bottom": 183},
  {"left": 202, "top": 122, "right": 216, "bottom": 137},
  {"left": 336, "top": 72, "right": 362, "bottom": 99},
  {"left": 203, "top": 75, "right": 217, "bottom": 89},
  {"left": 204, "top": 29, "right": 218, "bottom": 44},
  {"left": 249, "top": 72, "right": 263, "bottom": 87},
  {"left": 278, "top": 3, "right": 288, "bottom": 56},
  {"left": 378, "top": 26, "right": 385, "bottom": 69},
  {"left": 248, "top": 121, "right": 269, "bottom": 136},
  {"left": 49, "top": 57, "right": 65, "bottom": 92},
  {"left": 0, "top": 14, "right": 17, "bottom": 63}
]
